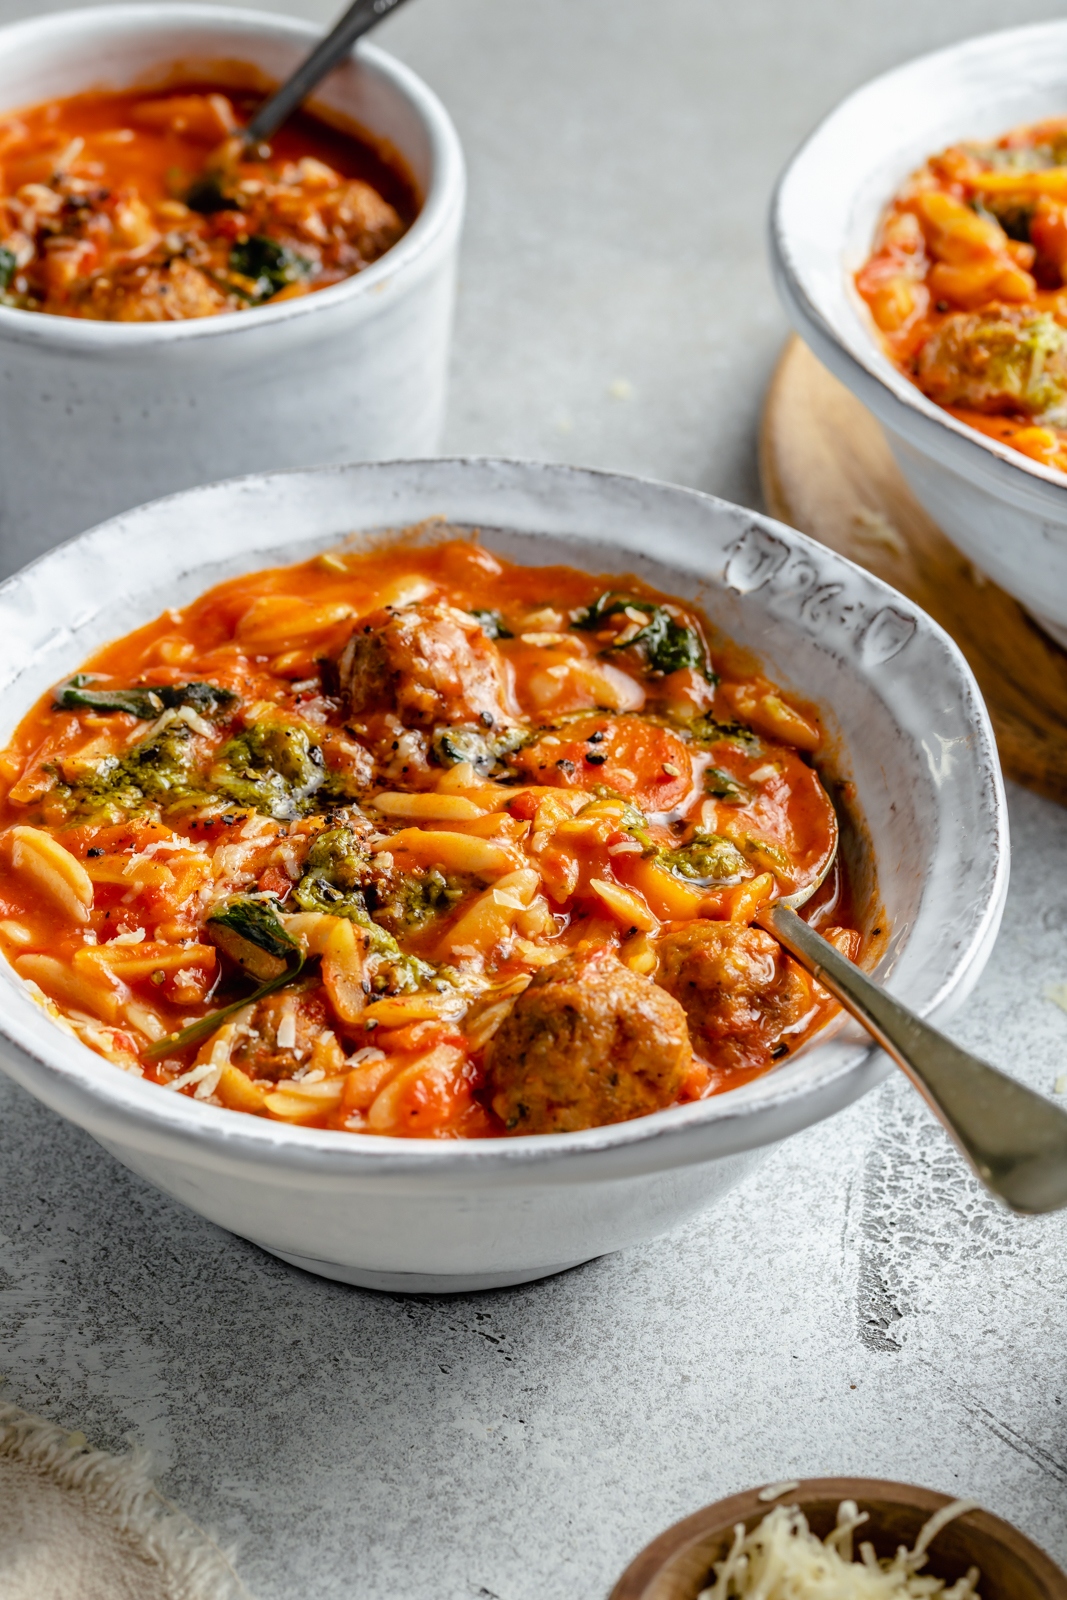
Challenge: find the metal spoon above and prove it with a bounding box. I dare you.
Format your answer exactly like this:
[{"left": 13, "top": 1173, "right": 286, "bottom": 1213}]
[
  {"left": 187, "top": 0, "right": 416, "bottom": 212},
  {"left": 757, "top": 865, "right": 1067, "bottom": 1216}
]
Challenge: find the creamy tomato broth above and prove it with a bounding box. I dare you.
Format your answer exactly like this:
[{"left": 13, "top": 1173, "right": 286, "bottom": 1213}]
[
  {"left": 0, "top": 84, "right": 416, "bottom": 320},
  {"left": 0, "top": 536, "right": 861, "bottom": 1139},
  {"left": 858, "top": 114, "right": 1067, "bottom": 474}
]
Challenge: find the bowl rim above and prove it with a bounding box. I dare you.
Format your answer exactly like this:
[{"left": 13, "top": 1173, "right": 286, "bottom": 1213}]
[
  {"left": 0, "top": 2, "right": 465, "bottom": 349},
  {"left": 608, "top": 1476, "right": 1067, "bottom": 1600},
  {"left": 0, "top": 455, "right": 1009, "bottom": 1178},
  {"left": 769, "top": 18, "right": 1067, "bottom": 506}
]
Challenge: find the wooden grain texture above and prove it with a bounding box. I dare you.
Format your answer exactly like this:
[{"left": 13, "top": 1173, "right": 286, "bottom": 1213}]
[
  {"left": 609, "top": 1476, "right": 1067, "bottom": 1600},
  {"left": 760, "top": 336, "right": 1067, "bottom": 806}
]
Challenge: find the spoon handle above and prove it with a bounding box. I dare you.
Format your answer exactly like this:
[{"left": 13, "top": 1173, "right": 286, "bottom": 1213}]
[
  {"left": 247, "top": 0, "right": 416, "bottom": 145},
  {"left": 759, "top": 902, "right": 1067, "bottom": 1214}
]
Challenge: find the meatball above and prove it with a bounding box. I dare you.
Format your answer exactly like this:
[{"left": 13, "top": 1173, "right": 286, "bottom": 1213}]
[
  {"left": 916, "top": 308, "right": 1067, "bottom": 419},
  {"left": 485, "top": 945, "right": 692, "bottom": 1134},
  {"left": 656, "top": 920, "right": 816, "bottom": 1072},
  {"left": 337, "top": 602, "right": 515, "bottom": 729},
  {"left": 230, "top": 991, "right": 333, "bottom": 1081}
]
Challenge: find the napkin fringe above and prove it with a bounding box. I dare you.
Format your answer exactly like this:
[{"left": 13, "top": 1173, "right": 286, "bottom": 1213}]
[{"left": 0, "top": 1400, "right": 249, "bottom": 1600}]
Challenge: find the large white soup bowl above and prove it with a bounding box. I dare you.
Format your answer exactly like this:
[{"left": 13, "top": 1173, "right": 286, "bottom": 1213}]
[
  {"left": 0, "top": 460, "right": 1007, "bottom": 1292},
  {"left": 0, "top": 5, "right": 464, "bottom": 576},
  {"left": 771, "top": 22, "right": 1067, "bottom": 648}
]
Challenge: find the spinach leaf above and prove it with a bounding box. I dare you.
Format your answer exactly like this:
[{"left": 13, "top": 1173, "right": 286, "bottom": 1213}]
[
  {"left": 621, "top": 607, "right": 707, "bottom": 676},
  {"left": 572, "top": 591, "right": 626, "bottom": 630},
  {"left": 572, "top": 592, "right": 713, "bottom": 678},
  {"left": 55, "top": 676, "right": 164, "bottom": 719},
  {"left": 162, "top": 682, "right": 238, "bottom": 716},
  {"left": 54, "top": 675, "right": 237, "bottom": 720},
  {"left": 145, "top": 896, "right": 304, "bottom": 1060},
  {"left": 703, "top": 766, "right": 751, "bottom": 802},
  {"left": 0, "top": 246, "right": 18, "bottom": 292},
  {"left": 470, "top": 609, "right": 513, "bottom": 639},
  {"left": 229, "top": 235, "right": 312, "bottom": 302},
  {"left": 185, "top": 174, "right": 242, "bottom": 214},
  {"left": 206, "top": 896, "right": 302, "bottom": 982}
]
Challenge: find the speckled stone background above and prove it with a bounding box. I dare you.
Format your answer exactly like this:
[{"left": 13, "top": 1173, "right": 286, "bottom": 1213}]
[{"left": 2, "top": 2, "right": 1067, "bottom": 1597}]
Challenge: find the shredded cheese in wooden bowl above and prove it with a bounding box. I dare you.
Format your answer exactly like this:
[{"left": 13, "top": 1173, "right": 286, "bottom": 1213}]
[{"left": 699, "top": 1499, "right": 981, "bottom": 1599}]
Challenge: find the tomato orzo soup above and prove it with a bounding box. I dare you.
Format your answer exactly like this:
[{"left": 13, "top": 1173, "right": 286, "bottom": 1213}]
[
  {"left": 857, "top": 114, "right": 1067, "bottom": 475},
  {"left": 0, "top": 83, "right": 416, "bottom": 320},
  {"left": 0, "top": 535, "right": 861, "bottom": 1139}
]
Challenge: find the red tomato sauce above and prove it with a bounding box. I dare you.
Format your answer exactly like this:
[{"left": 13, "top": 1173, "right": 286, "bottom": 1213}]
[{"left": 0, "top": 535, "right": 863, "bottom": 1138}]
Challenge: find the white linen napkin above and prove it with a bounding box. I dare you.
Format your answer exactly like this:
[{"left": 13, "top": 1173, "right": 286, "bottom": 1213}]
[{"left": 0, "top": 1401, "right": 249, "bottom": 1600}]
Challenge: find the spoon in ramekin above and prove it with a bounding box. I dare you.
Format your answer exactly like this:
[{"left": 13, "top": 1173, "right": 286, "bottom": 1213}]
[
  {"left": 758, "top": 837, "right": 1067, "bottom": 1216},
  {"left": 187, "top": 0, "right": 417, "bottom": 213}
]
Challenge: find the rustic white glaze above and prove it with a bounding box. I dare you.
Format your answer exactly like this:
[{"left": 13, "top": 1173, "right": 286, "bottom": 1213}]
[
  {"left": 0, "top": 460, "right": 1008, "bottom": 1291},
  {"left": 770, "top": 21, "right": 1067, "bottom": 645},
  {"left": 0, "top": 6, "right": 465, "bottom": 576}
]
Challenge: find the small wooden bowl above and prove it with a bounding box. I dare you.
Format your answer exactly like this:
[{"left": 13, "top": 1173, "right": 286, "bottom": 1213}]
[{"left": 609, "top": 1478, "right": 1067, "bottom": 1600}]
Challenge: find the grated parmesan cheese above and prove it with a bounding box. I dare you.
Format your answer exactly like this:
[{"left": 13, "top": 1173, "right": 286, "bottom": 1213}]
[
  {"left": 698, "top": 1500, "right": 981, "bottom": 1600},
  {"left": 275, "top": 1003, "right": 298, "bottom": 1051}
]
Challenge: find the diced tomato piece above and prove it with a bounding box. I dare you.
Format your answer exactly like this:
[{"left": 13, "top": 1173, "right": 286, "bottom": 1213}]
[{"left": 513, "top": 714, "right": 692, "bottom": 812}]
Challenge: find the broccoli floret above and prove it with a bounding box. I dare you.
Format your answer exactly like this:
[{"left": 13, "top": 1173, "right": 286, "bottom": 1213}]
[
  {"left": 689, "top": 715, "right": 760, "bottom": 751},
  {"left": 293, "top": 826, "right": 371, "bottom": 918},
  {"left": 212, "top": 721, "right": 326, "bottom": 819},
  {"left": 64, "top": 717, "right": 205, "bottom": 820},
  {"left": 290, "top": 825, "right": 452, "bottom": 995},
  {"left": 658, "top": 832, "right": 751, "bottom": 885},
  {"left": 431, "top": 722, "right": 527, "bottom": 777},
  {"left": 975, "top": 195, "right": 1034, "bottom": 243},
  {"left": 374, "top": 868, "right": 467, "bottom": 933},
  {"left": 988, "top": 313, "right": 1067, "bottom": 418}
]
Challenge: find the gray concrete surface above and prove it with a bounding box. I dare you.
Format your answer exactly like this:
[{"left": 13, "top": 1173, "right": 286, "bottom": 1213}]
[{"left": 2, "top": 2, "right": 1067, "bottom": 1596}]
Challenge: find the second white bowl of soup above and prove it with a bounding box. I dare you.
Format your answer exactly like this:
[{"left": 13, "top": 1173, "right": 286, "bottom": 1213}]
[
  {"left": 0, "top": 460, "right": 1006, "bottom": 1292},
  {"left": 771, "top": 22, "right": 1067, "bottom": 646},
  {"left": 0, "top": 4, "right": 464, "bottom": 574}
]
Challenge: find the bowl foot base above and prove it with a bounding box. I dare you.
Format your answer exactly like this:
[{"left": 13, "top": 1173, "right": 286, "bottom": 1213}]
[{"left": 258, "top": 1244, "right": 594, "bottom": 1293}]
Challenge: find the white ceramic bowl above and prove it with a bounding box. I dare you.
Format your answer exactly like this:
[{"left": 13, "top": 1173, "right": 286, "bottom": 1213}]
[
  {"left": 0, "top": 459, "right": 1007, "bottom": 1293},
  {"left": 771, "top": 22, "right": 1067, "bottom": 649},
  {"left": 0, "top": 5, "right": 464, "bottom": 576}
]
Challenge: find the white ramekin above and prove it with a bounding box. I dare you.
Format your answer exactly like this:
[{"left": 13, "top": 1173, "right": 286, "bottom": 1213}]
[
  {"left": 771, "top": 22, "right": 1067, "bottom": 648},
  {"left": 0, "top": 5, "right": 465, "bottom": 575},
  {"left": 0, "top": 459, "right": 1007, "bottom": 1292}
]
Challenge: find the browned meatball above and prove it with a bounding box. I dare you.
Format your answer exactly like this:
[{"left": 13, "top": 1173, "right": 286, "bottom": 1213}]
[
  {"left": 656, "top": 920, "right": 816, "bottom": 1072},
  {"left": 337, "top": 602, "right": 514, "bottom": 728},
  {"left": 485, "top": 945, "right": 693, "bottom": 1134},
  {"left": 916, "top": 307, "right": 1067, "bottom": 417}
]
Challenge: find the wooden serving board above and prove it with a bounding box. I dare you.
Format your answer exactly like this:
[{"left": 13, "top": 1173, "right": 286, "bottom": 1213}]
[{"left": 759, "top": 335, "right": 1067, "bottom": 806}]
